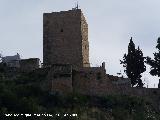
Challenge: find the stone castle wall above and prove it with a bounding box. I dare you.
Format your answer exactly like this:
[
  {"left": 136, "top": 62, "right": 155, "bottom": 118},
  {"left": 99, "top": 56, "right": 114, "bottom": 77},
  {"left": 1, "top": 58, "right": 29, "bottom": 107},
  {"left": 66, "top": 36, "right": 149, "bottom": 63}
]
[
  {"left": 39, "top": 64, "right": 160, "bottom": 99},
  {"left": 19, "top": 58, "right": 40, "bottom": 72},
  {"left": 43, "top": 9, "right": 90, "bottom": 69},
  {"left": 45, "top": 64, "right": 131, "bottom": 96},
  {"left": 39, "top": 65, "right": 160, "bottom": 110},
  {"left": 46, "top": 64, "right": 160, "bottom": 99},
  {"left": 81, "top": 12, "right": 90, "bottom": 67},
  {"left": 73, "top": 67, "right": 115, "bottom": 95},
  {"left": 46, "top": 64, "right": 73, "bottom": 94},
  {"left": 72, "top": 67, "right": 130, "bottom": 95}
]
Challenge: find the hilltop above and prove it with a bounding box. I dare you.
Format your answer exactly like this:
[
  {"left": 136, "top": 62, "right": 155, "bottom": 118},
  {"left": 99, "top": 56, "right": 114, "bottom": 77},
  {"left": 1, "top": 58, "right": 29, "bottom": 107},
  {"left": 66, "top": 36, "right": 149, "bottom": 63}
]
[{"left": 0, "top": 64, "right": 159, "bottom": 120}]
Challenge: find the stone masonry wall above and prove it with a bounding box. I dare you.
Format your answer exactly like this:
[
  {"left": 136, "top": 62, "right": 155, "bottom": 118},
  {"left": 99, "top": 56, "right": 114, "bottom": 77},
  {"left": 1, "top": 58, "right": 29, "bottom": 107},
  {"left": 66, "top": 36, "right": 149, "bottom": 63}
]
[
  {"left": 81, "top": 12, "right": 90, "bottom": 67},
  {"left": 72, "top": 68, "right": 160, "bottom": 110},
  {"left": 44, "top": 64, "right": 160, "bottom": 110},
  {"left": 47, "top": 64, "right": 131, "bottom": 96},
  {"left": 19, "top": 58, "right": 40, "bottom": 72},
  {"left": 72, "top": 67, "right": 120, "bottom": 95},
  {"left": 43, "top": 9, "right": 90, "bottom": 69},
  {"left": 46, "top": 64, "right": 73, "bottom": 94}
]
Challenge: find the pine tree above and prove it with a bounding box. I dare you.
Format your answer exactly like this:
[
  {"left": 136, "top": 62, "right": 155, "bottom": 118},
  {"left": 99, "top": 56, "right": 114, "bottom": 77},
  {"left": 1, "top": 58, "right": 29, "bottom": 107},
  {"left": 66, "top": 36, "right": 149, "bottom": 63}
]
[
  {"left": 120, "top": 37, "right": 146, "bottom": 87},
  {"left": 146, "top": 38, "right": 160, "bottom": 79}
]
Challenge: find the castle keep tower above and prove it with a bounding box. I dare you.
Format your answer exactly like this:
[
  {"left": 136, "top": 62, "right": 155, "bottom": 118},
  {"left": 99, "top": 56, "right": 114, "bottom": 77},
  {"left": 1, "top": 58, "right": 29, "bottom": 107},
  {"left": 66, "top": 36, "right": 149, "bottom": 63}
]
[{"left": 43, "top": 9, "right": 90, "bottom": 68}]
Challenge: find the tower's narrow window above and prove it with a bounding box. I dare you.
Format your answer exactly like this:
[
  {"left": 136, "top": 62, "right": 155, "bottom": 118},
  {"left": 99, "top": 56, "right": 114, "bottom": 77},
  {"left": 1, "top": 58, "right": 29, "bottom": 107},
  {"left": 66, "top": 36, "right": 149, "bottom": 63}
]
[
  {"left": 96, "top": 72, "right": 101, "bottom": 80},
  {"left": 85, "top": 45, "right": 87, "bottom": 49},
  {"left": 60, "top": 29, "right": 63, "bottom": 32}
]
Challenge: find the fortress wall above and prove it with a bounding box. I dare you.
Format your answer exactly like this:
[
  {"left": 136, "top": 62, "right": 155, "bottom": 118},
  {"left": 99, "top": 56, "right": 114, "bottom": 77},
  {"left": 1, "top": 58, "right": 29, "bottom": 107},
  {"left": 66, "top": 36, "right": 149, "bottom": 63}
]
[
  {"left": 50, "top": 77, "right": 72, "bottom": 94},
  {"left": 45, "top": 65, "right": 160, "bottom": 106},
  {"left": 81, "top": 12, "right": 90, "bottom": 67},
  {"left": 43, "top": 10, "right": 82, "bottom": 68},
  {"left": 45, "top": 65, "right": 160, "bottom": 98},
  {"left": 72, "top": 66, "right": 131, "bottom": 96},
  {"left": 44, "top": 65, "right": 131, "bottom": 96},
  {"left": 46, "top": 64, "right": 73, "bottom": 94},
  {"left": 43, "top": 9, "right": 90, "bottom": 69},
  {"left": 73, "top": 67, "right": 123, "bottom": 95},
  {"left": 19, "top": 58, "right": 40, "bottom": 72},
  {"left": 73, "top": 75, "right": 160, "bottom": 110}
]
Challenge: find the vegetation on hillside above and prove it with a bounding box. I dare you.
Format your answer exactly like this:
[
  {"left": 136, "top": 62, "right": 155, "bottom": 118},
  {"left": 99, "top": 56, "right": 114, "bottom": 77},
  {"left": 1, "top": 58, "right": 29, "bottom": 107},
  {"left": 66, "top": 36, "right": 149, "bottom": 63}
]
[{"left": 0, "top": 64, "right": 159, "bottom": 120}]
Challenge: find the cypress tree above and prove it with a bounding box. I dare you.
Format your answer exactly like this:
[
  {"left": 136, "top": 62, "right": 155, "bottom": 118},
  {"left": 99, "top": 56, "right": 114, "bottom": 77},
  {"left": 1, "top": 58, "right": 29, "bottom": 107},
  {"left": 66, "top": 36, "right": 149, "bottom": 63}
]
[{"left": 120, "top": 37, "right": 146, "bottom": 87}]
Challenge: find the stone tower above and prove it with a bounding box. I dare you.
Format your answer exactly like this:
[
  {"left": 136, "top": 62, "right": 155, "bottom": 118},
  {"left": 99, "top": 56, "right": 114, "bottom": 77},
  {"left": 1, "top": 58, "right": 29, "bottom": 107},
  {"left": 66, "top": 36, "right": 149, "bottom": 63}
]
[{"left": 43, "top": 9, "right": 90, "bottom": 69}]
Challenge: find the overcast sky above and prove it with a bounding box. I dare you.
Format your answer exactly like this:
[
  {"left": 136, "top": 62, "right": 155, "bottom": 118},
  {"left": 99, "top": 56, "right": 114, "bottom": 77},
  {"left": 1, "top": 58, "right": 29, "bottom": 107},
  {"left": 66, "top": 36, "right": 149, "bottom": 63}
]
[{"left": 0, "top": 0, "right": 160, "bottom": 87}]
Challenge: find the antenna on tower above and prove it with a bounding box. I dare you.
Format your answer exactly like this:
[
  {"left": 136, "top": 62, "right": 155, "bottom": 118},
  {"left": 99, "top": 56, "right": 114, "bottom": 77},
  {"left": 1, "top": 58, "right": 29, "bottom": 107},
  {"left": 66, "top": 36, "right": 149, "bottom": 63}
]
[
  {"left": 76, "top": 1, "right": 79, "bottom": 9},
  {"left": 73, "top": 1, "right": 79, "bottom": 10}
]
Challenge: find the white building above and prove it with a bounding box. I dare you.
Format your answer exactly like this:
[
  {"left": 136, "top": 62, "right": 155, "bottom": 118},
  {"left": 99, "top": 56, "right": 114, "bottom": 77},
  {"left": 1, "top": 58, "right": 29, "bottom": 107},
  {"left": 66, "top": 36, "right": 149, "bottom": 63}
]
[{"left": 2, "top": 53, "right": 21, "bottom": 68}]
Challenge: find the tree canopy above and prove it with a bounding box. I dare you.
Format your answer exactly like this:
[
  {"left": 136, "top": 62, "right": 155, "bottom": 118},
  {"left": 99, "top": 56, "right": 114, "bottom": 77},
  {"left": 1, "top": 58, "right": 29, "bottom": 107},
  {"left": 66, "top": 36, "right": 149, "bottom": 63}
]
[
  {"left": 146, "top": 38, "right": 160, "bottom": 86},
  {"left": 120, "top": 37, "right": 146, "bottom": 87}
]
